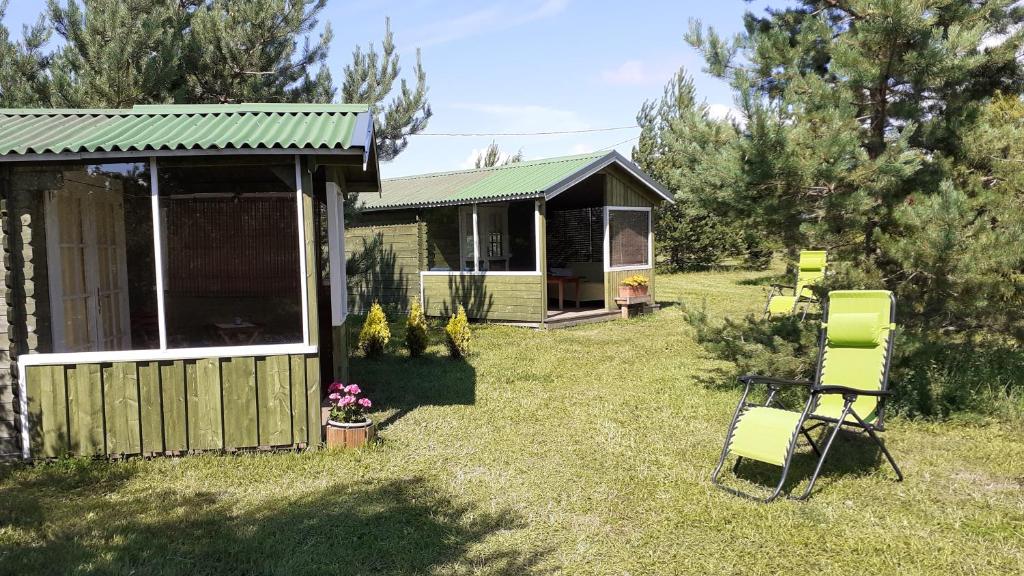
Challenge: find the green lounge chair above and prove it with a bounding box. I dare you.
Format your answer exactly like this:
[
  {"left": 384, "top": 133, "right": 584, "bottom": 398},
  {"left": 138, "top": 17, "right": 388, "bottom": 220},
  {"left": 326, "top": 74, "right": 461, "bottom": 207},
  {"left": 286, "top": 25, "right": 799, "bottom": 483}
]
[
  {"left": 763, "top": 250, "right": 827, "bottom": 319},
  {"left": 712, "top": 290, "right": 903, "bottom": 502}
]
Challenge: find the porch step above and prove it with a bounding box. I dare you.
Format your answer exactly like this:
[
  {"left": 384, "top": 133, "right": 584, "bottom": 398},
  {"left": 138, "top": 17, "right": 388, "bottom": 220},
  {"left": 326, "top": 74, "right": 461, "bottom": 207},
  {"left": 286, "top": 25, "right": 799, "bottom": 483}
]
[{"left": 541, "top": 308, "right": 622, "bottom": 329}]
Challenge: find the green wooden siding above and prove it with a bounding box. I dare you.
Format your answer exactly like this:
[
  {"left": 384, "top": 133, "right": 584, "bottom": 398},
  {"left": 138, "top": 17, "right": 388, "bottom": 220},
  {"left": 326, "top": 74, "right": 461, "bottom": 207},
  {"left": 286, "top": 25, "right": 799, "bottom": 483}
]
[
  {"left": 422, "top": 274, "right": 544, "bottom": 323},
  {"left": 604, "top": 268, "right": 656, "bottom": 308},
  {"left": 346, "top": 212, "right": 424, "bottom": 313},
  {"left": 24, "top": 353, "right": 320, "bottom": 458},
  {"left": 604, "top": 167, "right": 657, "bottom": 208}
]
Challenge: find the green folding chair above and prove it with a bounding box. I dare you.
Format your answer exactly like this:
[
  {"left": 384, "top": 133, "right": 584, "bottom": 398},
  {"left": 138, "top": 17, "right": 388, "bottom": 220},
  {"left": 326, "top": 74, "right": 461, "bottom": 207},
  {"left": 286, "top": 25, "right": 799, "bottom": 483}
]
[
  {"left": 763, "top": 250, "right": 827, "bottom": 319},
  {"left": 713, "top": 290, "right": 903, "bottom": 502}
]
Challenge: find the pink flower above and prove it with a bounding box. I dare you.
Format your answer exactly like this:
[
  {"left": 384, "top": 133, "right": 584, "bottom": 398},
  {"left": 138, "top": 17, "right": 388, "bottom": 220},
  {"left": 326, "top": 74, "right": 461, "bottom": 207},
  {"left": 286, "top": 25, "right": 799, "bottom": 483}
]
[
  {"left": 358, "top": 398, "right": 372, "bottom": 408},
  {"left": 344, "top": 384, "right": 362, "bottom": 395},
  {"left": 328, "top": 382, "right": 345, "bottom": 393},
  {"left": 327, "top": 392, "right": 341, "bottom": 402},
  {"left": 339, "top": 395, "right": 356, "bottom": 407}
]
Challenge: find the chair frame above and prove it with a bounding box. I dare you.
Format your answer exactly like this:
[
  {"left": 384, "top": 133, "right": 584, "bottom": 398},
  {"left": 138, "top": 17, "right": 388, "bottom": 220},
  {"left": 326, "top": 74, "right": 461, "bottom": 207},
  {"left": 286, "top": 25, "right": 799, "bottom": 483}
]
[
  {"left": 712, "top": 292, "right": 903, "bottom": 502},
  {"left": 762, "top": 282, "right": 816, "bottom": 320}
]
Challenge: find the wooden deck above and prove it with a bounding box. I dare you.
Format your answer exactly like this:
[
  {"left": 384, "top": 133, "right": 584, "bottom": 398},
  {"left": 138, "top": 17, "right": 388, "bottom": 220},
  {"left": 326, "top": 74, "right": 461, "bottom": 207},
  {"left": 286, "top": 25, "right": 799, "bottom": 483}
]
[{"left": 542, "top": 307, "right": 622, "bottom": 329}]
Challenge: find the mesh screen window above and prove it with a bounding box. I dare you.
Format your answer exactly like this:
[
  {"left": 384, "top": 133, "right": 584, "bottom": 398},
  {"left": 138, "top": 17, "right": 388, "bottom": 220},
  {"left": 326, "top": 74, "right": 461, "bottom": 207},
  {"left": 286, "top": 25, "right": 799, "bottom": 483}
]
[{"left": 608, "top": 210, "right": 650, "bottom": 267}]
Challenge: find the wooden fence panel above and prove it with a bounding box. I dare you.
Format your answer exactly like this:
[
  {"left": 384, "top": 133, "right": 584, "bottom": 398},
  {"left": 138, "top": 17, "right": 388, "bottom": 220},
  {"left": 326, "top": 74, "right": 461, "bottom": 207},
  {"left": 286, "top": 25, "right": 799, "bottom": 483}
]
[
  {"left": 39, "top": 365, "right": 69, "bottom": 457},
  {"left": 257, "top": 355, "right": 292, "bottom": 446},
  {"left": 160, "top": 360, "right": 188, "bottom": 452},
  {"left": 102, "top": 362, "right": 141, "bottom": 455},
  {"left": 138, "top": 361, "right": 164, "bottom": 454},
  {"left": 222, "top": 356, "right": 258, "bottom": 449},
  {"left": 23, "top": 353, "right": 320, "bottom": 458},
  {"left": 69, "top": 364, "right": 104, "bottom": 455}
]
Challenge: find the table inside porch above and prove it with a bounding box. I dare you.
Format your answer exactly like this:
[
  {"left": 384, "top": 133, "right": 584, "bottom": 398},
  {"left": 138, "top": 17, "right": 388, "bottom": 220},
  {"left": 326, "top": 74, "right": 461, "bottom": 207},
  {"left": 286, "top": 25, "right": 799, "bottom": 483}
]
[{"left": 546, "top": 276, "right": 582, "bottom": 311}]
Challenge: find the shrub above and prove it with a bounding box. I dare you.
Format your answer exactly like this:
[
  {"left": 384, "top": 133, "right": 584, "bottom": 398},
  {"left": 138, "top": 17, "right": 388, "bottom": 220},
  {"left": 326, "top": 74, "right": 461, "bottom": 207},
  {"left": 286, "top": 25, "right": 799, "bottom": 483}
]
[
  {"left": 405, "top": 298, "right": 429, "bottom": 357},
  {"left": 358, "top": 302, "right": 390, "bottom": 358},
  {"left": 445, "top": 305, "right": 471, "bottom": 359}
]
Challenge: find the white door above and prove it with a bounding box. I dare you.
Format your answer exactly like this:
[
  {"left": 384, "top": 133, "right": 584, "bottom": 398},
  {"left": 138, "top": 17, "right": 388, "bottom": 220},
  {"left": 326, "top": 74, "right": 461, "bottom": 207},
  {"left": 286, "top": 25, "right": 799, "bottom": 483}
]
[{"left": 46, "top": 171, "right": 132, "bottom": 352}]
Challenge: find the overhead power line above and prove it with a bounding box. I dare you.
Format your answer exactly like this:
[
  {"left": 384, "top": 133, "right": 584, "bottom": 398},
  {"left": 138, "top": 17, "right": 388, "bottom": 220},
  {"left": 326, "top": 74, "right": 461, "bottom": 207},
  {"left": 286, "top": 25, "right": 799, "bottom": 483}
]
[
  {"left": 597, "top": 135, "right": 641, "bottom": 151},
  {"left": 411, "top": 125, "right": 638, "bottom": 137}
]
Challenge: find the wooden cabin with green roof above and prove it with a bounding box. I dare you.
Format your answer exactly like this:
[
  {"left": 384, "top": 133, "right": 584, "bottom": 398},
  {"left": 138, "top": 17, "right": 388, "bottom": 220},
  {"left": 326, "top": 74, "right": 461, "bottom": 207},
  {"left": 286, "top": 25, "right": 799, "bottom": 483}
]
[
  {"left": 0, "top": 104, "right": 380, "bottom": 460},
  {"left": 346, "top": 151, "right": 672, "bottom": 326}
]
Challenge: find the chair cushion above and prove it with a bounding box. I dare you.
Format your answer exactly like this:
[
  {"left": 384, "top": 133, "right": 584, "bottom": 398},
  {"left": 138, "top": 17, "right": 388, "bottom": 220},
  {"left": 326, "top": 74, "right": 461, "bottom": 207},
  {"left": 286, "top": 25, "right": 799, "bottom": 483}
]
[
  {"left": 827, "top": 312, "right": 881, "bottom": 347},
  {"left": 799, "top": 251, "right": 827, "bottom": 272},
  {"left": 728, "top": 406, "right": 803, "bottom": 467}
]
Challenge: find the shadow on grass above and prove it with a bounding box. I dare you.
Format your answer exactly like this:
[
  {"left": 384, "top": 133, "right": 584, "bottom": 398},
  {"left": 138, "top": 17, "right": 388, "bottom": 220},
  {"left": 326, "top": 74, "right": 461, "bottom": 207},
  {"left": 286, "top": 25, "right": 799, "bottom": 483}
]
[
  {"left": 726, "top": 429, "right": 897, "bottom": 499},
  {"left": 0, "top": 465, "right": 544, "bottom": 575}
]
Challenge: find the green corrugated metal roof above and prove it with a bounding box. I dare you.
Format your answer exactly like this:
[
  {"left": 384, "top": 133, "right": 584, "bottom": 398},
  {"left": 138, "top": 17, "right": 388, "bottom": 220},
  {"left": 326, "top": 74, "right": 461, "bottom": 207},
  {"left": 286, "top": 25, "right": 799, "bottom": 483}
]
[
  {"left": 0, "top": 103, "right": 372, "bottom": 158},
  {"left": 365, "top": 152, "right": 612, "bottom": 210}
]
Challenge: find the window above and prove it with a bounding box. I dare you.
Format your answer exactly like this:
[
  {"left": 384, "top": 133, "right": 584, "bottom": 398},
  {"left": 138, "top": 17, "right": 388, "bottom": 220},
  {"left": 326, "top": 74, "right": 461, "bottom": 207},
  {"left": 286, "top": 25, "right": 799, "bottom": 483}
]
[
  {"left": 457, "top": 202, "right": 537, "bottom": 272},
  {"left": 607, "top": 208, "right": 651, "bottom": 269},
  {"left": 45, "top": 163, "right": 158, "bottom": 353},
  {"left": 158, "top": 162, "right": 303, "bottom": 348},
  {"left": 38, "top": 158, "right": 309, "bottom": 355}
]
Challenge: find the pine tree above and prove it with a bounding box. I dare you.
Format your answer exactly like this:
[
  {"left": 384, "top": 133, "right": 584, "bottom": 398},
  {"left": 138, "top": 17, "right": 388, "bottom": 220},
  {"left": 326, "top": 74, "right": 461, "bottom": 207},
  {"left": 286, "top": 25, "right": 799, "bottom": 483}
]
[
  {"left": 682, "top": 1, "right": 1024, "bottom": 337},
  {"left": 47, "top": 0, "right": 189, "bottom": 107},
  {"left": 182, "top": 0, "right": 334, "bottom": 103},
  {"left": 0, "top": 1, "right": 50, "bottom": 107},
  {"left": 340, "top": 17, "right": 432, "bottom": 161},
  {"left": 473, "top": 141, "right": 523, "bottom": 168},
  {"left": 632, "top": 70, "right": 751, "bottom": 269},
  {"left": 40, "top": 3, "right": 430, "bottom": 162}
]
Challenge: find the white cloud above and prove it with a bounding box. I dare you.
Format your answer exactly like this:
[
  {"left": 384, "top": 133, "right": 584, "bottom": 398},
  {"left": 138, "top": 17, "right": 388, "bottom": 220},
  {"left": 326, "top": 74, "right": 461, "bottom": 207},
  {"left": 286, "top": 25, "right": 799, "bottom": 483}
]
[
  {"left": 459, "top": 148, "right": 485, "bottom": 169},
  {"left": 413, "top": 0, "right": 570, "bottom": 48},
  {"left": 568, "top": 143, "right": 594, "bottom": 155},
  {"left": 600, "top": 60, "right": 650, "bottom": 85},
  {"left": 707, "top": 103, "right": 745, "bottom": 126}
]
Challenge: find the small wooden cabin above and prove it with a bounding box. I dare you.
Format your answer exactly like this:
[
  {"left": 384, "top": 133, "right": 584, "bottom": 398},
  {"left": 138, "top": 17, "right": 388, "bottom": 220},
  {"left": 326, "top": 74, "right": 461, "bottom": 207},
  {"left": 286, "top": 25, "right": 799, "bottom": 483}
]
[
  {"left": 0, "top": 104, "right": 379, "bottom": 460},
  {"left": 346, "top": 151, "right": 672, "bottom": 325}
]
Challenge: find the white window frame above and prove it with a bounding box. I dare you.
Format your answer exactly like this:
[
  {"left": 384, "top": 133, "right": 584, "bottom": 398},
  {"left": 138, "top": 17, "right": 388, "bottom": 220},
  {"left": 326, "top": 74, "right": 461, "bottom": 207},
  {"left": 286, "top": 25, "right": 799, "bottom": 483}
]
[
  {"left": 603, "top": 206, "right": 653, "bottom": 272},
  {"left": 444, "top": 201, "right": 540, "bottom": 277},
  {"left": 16, "top": 155, "right": 324, "bottom": 458},
  {"left": 326, "top": 180, "right": 347, "bottom": 326},
  {"left": 419, "top": 200, "right": 543, "bottom": 304}
]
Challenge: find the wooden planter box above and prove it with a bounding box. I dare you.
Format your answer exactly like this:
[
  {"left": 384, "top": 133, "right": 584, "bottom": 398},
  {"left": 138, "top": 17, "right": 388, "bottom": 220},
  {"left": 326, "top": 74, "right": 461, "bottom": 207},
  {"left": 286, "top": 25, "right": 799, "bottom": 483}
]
[
  {"left": 618, "top": 284, "right": 649, "bottom": 298},
  {"left": 325, "top": 420, "right": 376, "bottom": 449}
]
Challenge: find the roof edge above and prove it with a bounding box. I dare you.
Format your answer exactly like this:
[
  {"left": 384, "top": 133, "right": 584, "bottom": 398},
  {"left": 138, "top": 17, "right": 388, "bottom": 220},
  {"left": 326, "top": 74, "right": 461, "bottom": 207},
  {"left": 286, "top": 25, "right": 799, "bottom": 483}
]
[
  {"left": 0, "top": 103, "right": 370, "bottom": 116},
  {"left": 381, "top": 151, "right": 608, "bottom": 183},
  {"left": 358, "top": 191, "right": 546, "bottom": 212},
  {"left": 544, "top": 150, "right": 674, "bottom": 203}
]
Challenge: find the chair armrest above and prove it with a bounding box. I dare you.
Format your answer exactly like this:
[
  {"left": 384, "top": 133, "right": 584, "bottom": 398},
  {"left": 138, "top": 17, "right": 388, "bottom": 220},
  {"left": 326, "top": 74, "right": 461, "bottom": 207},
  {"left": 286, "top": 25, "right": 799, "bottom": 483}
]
[
  {"left": 738, "top": 375, "right": 813, "bottom": 388},
  {"left": 812, "top": 385, "right": 892, "bottom": 397},
  {"left": 769, "top": 283, "right": 795, "bottom": 290}
]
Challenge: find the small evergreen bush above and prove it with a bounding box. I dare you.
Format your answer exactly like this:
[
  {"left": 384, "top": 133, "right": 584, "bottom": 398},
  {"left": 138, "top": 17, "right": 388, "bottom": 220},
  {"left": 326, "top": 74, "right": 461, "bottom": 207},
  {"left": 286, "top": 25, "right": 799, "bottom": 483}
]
[
  {"left": 405, "top": 297, "right": 429, "bottom": 357},
  {"left": 445, "top": 305, "right": 471, "bottom": 359},
  {"left": 358, "top": 302, "right": 390, "bottom": 358}
]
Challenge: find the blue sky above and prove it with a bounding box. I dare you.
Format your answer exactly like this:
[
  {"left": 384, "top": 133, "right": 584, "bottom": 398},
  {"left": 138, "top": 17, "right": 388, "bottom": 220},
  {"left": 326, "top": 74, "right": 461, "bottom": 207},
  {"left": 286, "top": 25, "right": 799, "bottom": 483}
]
[{"left": 2, "top": 0, "right": 776, "bottom": 178}]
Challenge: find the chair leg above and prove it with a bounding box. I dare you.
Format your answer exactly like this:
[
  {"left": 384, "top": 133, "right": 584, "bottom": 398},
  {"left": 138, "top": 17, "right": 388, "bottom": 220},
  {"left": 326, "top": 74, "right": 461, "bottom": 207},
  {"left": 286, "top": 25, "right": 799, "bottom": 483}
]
[
  {"left": 792, "top": 400, "right": 853, "bottom": 501},
  {"left": 801, "top": 428, "right": 821, "bottom": 457},
  {"left": 850, "top": 412, "right": 904, "bottom": 482}
]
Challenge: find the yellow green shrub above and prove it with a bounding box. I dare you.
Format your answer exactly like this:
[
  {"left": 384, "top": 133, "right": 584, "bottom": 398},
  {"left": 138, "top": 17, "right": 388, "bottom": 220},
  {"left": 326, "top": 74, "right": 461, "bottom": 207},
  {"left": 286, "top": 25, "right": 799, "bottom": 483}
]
[
  {"left": 445, "top": 305, "right": 471, "bottom": 359},
  {"left": 406, "top": 298, "right": 429, "bottom": 357},
  {"left": 358, "top": 302, "right": 390, "bottom": 358}
]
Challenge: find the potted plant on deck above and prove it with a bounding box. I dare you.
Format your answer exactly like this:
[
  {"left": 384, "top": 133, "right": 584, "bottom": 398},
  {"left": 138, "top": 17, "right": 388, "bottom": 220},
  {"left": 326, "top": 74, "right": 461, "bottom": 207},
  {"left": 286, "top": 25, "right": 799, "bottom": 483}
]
[
  {"left": 618, "top": 274, "right": 650, "bottom": 298},
  {"left": 324, "top": 382, "right": 375, "bottom": 449}
]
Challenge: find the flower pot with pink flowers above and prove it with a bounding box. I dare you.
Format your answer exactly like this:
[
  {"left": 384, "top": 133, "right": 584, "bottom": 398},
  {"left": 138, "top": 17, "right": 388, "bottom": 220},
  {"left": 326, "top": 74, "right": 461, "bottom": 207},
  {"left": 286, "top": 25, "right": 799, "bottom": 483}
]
[{"left": 323, "top": 382, "right": 375, "bottom": 449}]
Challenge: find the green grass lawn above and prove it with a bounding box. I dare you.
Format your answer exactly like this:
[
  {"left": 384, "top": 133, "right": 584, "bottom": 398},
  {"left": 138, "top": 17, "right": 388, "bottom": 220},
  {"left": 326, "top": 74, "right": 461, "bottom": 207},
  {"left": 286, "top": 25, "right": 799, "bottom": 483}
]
[{"left": 1, "top": 269, "right": 1022, "bottom": 575}]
